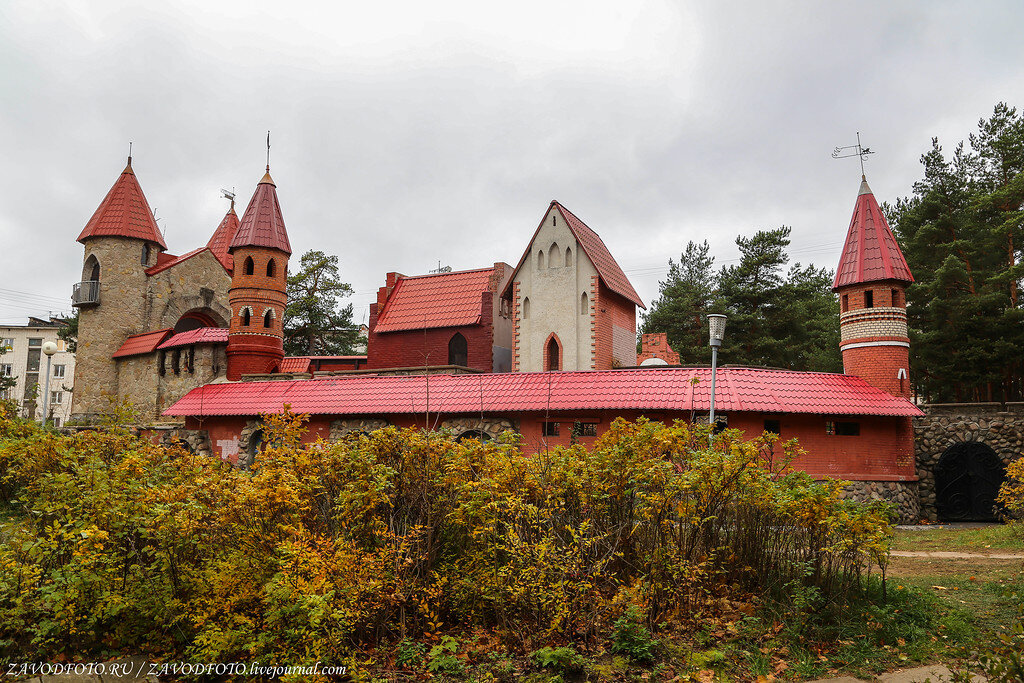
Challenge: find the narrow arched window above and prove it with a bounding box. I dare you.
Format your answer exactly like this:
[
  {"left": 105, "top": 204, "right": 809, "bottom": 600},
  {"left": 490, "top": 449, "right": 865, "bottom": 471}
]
[
  {"left": 242, "top": 307, "right": 251, "bottom": 326},
  {"left": 580, "top": 292, "right": 589, "bottom": 315},
  {"left": 546, "top": 335, "right": 560, "bottom": 371},
  {"left": 141, "top": 244, "right": 150, "bottom": 265},
  {"left": 565, "top": 247, "right": 572, "bottom": 267},
  {"left": 83, "top": 255, "right": 101, "bottom": 282},
  {"left": 244, "top": 256, "right": 255, "bottom": 275},
  {"left": 448, "top": 332, "right": 468, "bottom": 366},
  {"left": 522, "top": 297, "right": 530, "bottom": 320},
  {"left": 548, "top": 242, "right": 561, "bottom": 268},
  {"left": 537, "top": 250, "right": 545, "bottom": 270},
  {"left": 263, "top": 309, "right": 273, "bottom": 328},
  {"left": 266, "top": 259, "right": 276, "bottom": 277}
]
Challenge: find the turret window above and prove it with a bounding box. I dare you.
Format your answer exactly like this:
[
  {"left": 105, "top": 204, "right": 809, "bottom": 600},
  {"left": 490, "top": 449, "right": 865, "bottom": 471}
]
[
  {"left": 244, "top": 256, "right": 255, "bottom": 275},
  {"left": 267, "top": 259, "right": 276, "bottom": 277},
  {"left": 891, "top": 289, "right": 900, "bottom": 307},
  {"left": 842, "top": 294, "right": 849, "bottom": 312},
  {"left": 263, "top": 308, "right": 274, "bottom": 328},
  {"left": 141, "top": 244, "right": 150, "bottom": 265},
  {"left": 242, "top": 307, "right": 251, "bottom": 326},
  {"left": 864, "top": 290, "right": 873, "bottom": 308}
]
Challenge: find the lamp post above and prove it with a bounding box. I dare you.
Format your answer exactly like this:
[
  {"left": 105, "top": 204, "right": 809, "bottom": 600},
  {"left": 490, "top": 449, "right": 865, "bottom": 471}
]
[
  {"left": 41, "top": 341, "right": 58, "bottom": 426},
  {"left": 707, "top": 314, "right": 727, "bottom": 443}
]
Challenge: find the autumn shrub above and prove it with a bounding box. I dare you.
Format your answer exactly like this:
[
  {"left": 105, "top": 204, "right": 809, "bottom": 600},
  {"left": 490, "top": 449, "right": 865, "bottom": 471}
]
[
  {"left": 998, "top": 457, "right": 1024, "bottom": 519},
  {"left": 0, "top": 408, "right": 894, "bottom": 675}
]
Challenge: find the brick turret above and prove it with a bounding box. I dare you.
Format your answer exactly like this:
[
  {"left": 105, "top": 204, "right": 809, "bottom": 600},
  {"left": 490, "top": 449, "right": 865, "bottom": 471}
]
[
  {"left": 833, "top": 177, "right": 914, "bottom": 399},
  {"left": 226, "top": 167, "right": 291, "bottom": 380}
]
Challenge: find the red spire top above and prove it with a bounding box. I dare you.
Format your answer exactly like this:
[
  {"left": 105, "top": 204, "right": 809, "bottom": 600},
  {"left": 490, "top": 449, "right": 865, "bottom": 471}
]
[
  {"left": 77, "top": 157, "right": 167, "bottom": 248},
  {"left": 206, "top": 205, "right": 240, "bottom": 272},
  {"left": 832, "top": 177, "right": 913, "bottom": 290},
  {"left": 229, "top": 166, "right": 291, "bottom": 255}
]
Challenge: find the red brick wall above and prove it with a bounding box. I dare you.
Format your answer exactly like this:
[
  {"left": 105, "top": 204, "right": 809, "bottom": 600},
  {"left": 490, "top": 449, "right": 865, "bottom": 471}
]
[
  {"left": 227, "top": 246, "right": 288, "bottom": 380},
  {"left": 593, "top": 281, "right": 637, "bottom": 369},
  {"left": 192, "top": 407, "right": 916, "bottom": 481},
  {"left": 638, "top": 333, "right": 679, "bottom": 364},
  {"left": 837, "top": 281, "right": 911, "bottom": 399}
]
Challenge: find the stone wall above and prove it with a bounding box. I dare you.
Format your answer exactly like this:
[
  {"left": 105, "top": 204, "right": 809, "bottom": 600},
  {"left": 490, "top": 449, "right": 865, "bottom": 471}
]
[
  {"left": 914, "top": 402, "right": 1024, "bottom": 521},
  {"left": 438, "top": 416, "right": 516, "bottom": 440},
  {"left": 839, "top": 481, "right": 920, "bottom": 524},
  {"left": 329, "top": 418, "right": 390, "bottom": 440}
]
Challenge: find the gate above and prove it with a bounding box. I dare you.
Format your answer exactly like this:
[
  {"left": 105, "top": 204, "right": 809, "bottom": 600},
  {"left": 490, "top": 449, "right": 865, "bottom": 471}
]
[{"left": 934, "top": 442, "right": 1006, "bottom": 521}]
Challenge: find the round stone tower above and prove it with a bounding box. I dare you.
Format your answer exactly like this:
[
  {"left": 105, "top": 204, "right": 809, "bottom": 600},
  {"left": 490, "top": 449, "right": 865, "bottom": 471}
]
[
  {"left": 71, "top": 156, "right": 167, "bottom": 420},
  {"left": 833, "top": 176, "right": 915, "bottom": 399},
  {"left": 226, "top": 166, "right": 292, "bottom": 380}
]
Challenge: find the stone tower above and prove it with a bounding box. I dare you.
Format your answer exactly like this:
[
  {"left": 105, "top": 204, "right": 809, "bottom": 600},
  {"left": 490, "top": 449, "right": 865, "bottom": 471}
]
[
  {"left": 833, "top": 177, "right": 915, "bottom": 399},
  {"left": 226, "top": 166, "right": 291, "bottom": 380},
  {"left": 71, "top": 157, "right": 167, "bottom": 419}
]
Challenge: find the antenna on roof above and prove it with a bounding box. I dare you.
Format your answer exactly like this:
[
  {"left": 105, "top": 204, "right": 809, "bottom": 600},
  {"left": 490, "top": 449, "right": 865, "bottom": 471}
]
[
  {"left": 128, "top": 141, "right": 133, "bottom": 165},
  {"left": 220, "top": 187, "right": 236, "bottom": 213},
  {"left": 831, "top": 131, "right": 874, "bottom": 178},
  {"left": 429, "top": 261, "right": 452, "bottom": 274}
]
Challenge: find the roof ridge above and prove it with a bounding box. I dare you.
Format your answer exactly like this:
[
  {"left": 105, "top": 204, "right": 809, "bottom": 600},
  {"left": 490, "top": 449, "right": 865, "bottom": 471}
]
[{"left": 399, "top": 266, "right": 495, "bottom": 280}]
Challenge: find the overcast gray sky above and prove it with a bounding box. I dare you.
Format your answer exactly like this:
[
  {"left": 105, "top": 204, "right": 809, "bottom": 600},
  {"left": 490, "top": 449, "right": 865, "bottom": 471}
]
[{"left": 1, "top": 0, "right": 1022, "bottom": 326}]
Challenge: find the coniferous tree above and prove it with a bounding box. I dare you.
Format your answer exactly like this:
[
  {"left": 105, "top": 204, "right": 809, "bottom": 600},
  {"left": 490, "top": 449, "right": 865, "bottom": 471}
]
[
  {"left": 639, "top": 240, "right": 716, "bottom": 364},
  {"left": 283, "top": 250, "right": 359, "bottom": 356}
]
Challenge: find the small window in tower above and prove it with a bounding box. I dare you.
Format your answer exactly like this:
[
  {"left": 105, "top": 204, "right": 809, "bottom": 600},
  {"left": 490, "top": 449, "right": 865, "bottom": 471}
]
[
  {"left": 764, "top": 419, "right": 781, "bottom": 435},
  {"left": 141, "top": 244, "right": 150, "bottom": 265},
  {"left": 244, "top": 256, "right": 255, "bottom": 275},
  {"left": 842, "top": 294, "right": 849, "bottom": 312},
  {"left": 267, "top": 259, "right": 276, "bottom": 277},
  {"left": 864, "top": 290, "right": 874, "bottom": 308},
  {"left": 542, "top": 421, "right": 559, "bottom": 436},
  {"left": 891, "top": 289, "right": 900, "bottom": 307},
  {"left": 263, "top": 309, "right": 273, "bottom": 328},
  {"left": 242, "top": 308, "right": 251, "bottom": 326}
]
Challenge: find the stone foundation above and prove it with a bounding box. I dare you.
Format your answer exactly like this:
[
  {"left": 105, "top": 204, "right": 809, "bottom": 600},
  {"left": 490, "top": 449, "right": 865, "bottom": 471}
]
[
  {"left": 915, "top": 403, "right": 1024, "bottom": 521},
  {"left": 158, "top": 428, "right": 213, "bottom": 458},
  {"left": 329, "top": 418, "right": 391, "bottom": 440},
  {"left": 439, "top": 417, "right": 516, "bottom": 441},
  {"left": 839, "top": 481, "right": 920, "bottom": 524}
]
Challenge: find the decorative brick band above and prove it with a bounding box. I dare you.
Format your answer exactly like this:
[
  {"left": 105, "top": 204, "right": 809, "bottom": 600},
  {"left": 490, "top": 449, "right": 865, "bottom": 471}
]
[{"left": 840, "top": 340, "right": 911, "bottom": 351}]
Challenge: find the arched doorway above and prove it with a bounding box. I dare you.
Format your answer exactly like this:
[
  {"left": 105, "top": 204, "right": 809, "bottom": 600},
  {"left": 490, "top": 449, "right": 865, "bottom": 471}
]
[
  {"left": 456, "top": 430, "right": 491, "bottom": 443},
  {"left": 174, "top": 308, "right": 224, "bottom": 333},
  {"left": 934, "top": 442, "right": 1006, "bottom": 521},
  {"left": 448, "top": 332, "right": 468, "bottom": 366}
]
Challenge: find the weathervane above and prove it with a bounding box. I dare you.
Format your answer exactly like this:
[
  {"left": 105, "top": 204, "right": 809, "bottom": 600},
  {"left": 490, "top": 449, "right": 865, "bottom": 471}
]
[
  {"left": 831, "top": 132, "right": 874, "bottom": 177},
  {"left": 220, "top": 187, "right": 236, "bottom": 213}
]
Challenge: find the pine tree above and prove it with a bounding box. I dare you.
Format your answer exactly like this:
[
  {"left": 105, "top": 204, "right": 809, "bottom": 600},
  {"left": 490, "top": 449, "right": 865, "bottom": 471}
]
[
  {"left": 283, "top": 250, "right": 359, "bottom": 356},
  {"left": 639, "top": 241, "right": 716, "bottom": 364}
]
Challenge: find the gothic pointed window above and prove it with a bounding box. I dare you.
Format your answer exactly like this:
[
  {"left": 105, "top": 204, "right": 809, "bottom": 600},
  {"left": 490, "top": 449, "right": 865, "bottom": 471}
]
[
  {"left": 549, "top": 242, "right": 561, "bottom": 267},
  {"left": 522, "top": 297, "right": 530, "bottom": 320},
  {"left": 537, "top": 250, "right": 545, "bottom": 270},
  {"left": 545, "top": 334, "right": 561, "bottom": 371},
  {"left": 580, "top": 292, "right": 589, "bottom": 315},
  {"left": 565, "top": 247, "right": 572, "bottom": 267},
  {"left": 448, "top": 332, "right": 468, "bottom": 366}
]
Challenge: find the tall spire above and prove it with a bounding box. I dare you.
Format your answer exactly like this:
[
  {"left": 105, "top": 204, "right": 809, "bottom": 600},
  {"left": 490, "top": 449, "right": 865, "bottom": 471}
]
[
  {"left": 832, "top": 178, "right": 913, "bottom": 290},
  {"left": 77, "top": 158, "right": 167, "bottom": 249},
  {"left": 206, "top": 207, "right": 240, "bottom": 272},
  {"left": 230, "top": 166, "right": 291, "bottom": 254}
]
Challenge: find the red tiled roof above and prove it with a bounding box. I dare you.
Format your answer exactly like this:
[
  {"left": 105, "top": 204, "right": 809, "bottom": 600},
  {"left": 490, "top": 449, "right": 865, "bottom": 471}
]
[
  {"left": 375, "top": 268, "right": 494, "bottom": 333},
  {"left": 230, "top": 168, "right": 291, "bottom": 255},
  {"left": 112, "top": 329, "right": 173, "bottom": 358},
  {"left": 164, "top": 367, "right": 923, "bottom": 418},
  {"left": 206, "top": 209, "right": 239, "bottom": 271},
  {"left": 280, "top": 357, "right": 313, "bottom": 373},
  {"left": 145, "top": 247, "right": 208, "bottom": 275},
  {"left": 77, "top": 158, "right": 167, "bottom": 248},
  {"left": 156, "top": 327, "right": 229, "bottom": 350},
  {"left": 503, "top": 201, "right": 644, "bottom": 309},
  {"left": 833, "top": 178, "right": 914, "bottom": 289}
]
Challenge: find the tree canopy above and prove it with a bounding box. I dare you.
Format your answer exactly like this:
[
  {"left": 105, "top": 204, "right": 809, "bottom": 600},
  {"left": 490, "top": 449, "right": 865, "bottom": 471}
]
[
  {"left": 890, "top": 102, "right": 1024, "bottom": 402},
  {"left": 283, "top": 250, "right": 360, "bottom": 356},
  {"left": 641, "top": 228, "right": 841, "bottom": 372}
]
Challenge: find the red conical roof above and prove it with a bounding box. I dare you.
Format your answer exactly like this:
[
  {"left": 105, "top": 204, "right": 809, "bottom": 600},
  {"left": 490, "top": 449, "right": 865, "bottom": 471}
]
[
  {"left": 229, "top": 167, "right": 291, "bottom": 254},
  {"left": 206, "top": 205, "right": 240, "bottom": 271},
  {"left": 832, "top": 177, "right": 913, "bottom": 290},
  {"left": 77, "top": 158, "right": 167, "bottom": 248}
]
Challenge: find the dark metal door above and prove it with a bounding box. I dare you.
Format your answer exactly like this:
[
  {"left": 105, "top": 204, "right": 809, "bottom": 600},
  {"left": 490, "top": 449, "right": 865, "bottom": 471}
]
[{"left": 934, "top": 442, "right": 1006, "bottom": 521}]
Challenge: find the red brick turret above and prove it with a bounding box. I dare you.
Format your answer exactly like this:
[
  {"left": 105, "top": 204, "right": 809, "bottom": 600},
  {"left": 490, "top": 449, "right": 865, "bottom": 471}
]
[
  {"left": 226, "top": 167, "right": 291, "bottom": 380},
  {"left": 833, "top": 177, "right": 914, "bottom": 399}
]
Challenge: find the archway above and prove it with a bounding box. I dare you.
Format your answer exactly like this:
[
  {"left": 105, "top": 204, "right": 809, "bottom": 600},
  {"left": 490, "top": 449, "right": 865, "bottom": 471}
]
[
  {"left": 934, "top": 442, "right": 1006, "bottom": 521},
  {"left": 83, "top": 255, "right": 100, "bottom": 282},
  {"left": 448, "top": 332, "right": 468, "bottom": 366},
  {"left": 174, "top": 308, "right": 222, "bottom": 333},
  {"left": 456, "top": 430, "right": 491, "bottom": 443}
]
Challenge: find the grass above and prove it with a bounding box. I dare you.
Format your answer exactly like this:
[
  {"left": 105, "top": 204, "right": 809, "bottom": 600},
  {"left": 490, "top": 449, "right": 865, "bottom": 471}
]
[{"left": 892, "top": 522, "right": 1024, "bottom": 552}]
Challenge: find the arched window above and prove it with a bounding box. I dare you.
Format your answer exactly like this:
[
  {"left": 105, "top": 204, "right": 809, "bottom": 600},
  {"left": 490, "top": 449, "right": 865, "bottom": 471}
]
[
  {"left": 565, "top": 247, "right": 572, "bottom": 267},
  {"left": 141, "top": 244, "right": 150, "bottom": 265},
  {"left": 545, "top": 334, "right": 561, "bottom": 371},
  {"left": 537, "top": 250, "right": 545, "bottom": 270},
  {"left": 522, "top": 297, "right": 530, "bottom": 320},
  {"left": 448, "top": 332, "right": 468, "bottom": 366},
  {"left": 83, "top": 255, "right": 101, "bottom": 282},
  {"left": 242, "top": 307, "right": 251, "bottom": 326},
  {"left": 266, "top": 259, "right": 276, "bottom": 277},
  {"left": 580, "top": 292, "right": 589, "bottom": 315},
  {"left": 244, "top": 256, "right": 255, "bottom": 275},
  {"left": 263, "top": 308, "right": 274, "bottom": 328},
  {"left": 548, "top": 242, "right": 561, "bottom": 268}
]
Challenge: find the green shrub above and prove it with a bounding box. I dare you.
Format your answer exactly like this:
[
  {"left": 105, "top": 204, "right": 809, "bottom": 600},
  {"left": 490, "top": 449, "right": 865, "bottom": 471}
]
[
  {"left": 610, "top": 606, "right": 658, "bottom": 663},
  {"left": 531, "top": 645, "right": 587, "bottom": 674}
]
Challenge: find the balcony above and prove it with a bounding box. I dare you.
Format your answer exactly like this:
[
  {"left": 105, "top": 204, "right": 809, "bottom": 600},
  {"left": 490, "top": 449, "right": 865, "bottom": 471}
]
[{"left": 72, "top": 280, "right": 100, "bottom": 307}]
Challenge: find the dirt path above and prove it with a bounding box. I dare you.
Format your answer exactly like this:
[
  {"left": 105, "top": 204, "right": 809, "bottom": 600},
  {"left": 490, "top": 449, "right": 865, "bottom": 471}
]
[{"left": 891, "top": 550, "right": 1024, "bottom": 560}]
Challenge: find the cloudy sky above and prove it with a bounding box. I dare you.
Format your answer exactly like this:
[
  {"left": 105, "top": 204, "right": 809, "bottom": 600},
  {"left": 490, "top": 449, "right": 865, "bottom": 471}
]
[{"left": 1, "top": 0, "right": 1021, "bottom": 326}]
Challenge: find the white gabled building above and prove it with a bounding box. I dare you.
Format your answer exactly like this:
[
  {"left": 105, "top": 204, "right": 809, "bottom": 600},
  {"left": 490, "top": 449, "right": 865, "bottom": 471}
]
[{"left": 0, "top": 317, "right": 76, "bottom": 427}]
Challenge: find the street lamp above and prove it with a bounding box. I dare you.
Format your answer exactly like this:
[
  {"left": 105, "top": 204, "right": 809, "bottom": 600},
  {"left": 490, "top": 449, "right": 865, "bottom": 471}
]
[
  {"left": 41, "top": 341, "right": 58, "bottom": 426},
  {"left": 707, "top": 314, "right": 727, "bottom": 443}
]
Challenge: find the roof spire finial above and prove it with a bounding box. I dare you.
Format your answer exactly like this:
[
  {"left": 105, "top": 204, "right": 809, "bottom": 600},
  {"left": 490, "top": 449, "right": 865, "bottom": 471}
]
[
  {"left": 221, "top": 187, "right": 236, "bottom": 214},
  {"left": 831, "top": 131, "right": 875, "bottom": 179},
  {"left": 128, "top": 140, "right": 132, "bottom": 165},
  {"left": 266, "top": 130, "right": 271, "bottom": 171}
]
